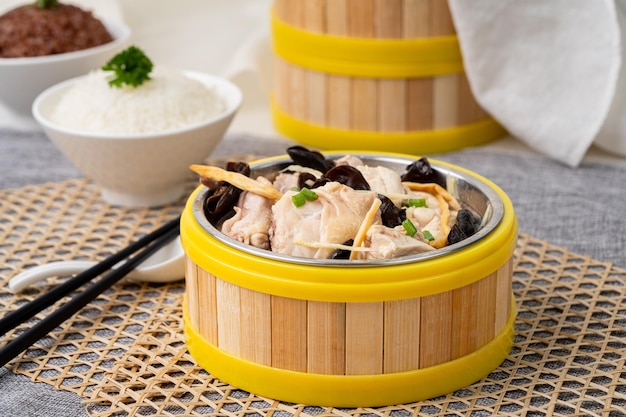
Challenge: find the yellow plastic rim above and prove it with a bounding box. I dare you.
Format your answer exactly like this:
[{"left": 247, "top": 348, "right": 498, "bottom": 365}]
[
  {"left": 184, "top": 300, "right": 516, "bottom": 407},
  {"left": 271, "top": 99, "right": 506, "bottom": 155},
  {"left": 271, "top": 11, "right": 464, "bottom": 78},
  {"left": 180, "top": 153, "right": 518, "bottom": 303}
]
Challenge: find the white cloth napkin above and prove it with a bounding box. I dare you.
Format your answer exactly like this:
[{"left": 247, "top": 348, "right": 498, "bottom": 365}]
[{"left": 448, "top": 0, "right": 625, "bottom": 167}]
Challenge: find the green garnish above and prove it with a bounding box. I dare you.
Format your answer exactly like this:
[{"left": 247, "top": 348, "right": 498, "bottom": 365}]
[
  {"left": 37, "top": 0, "right": 58, "bottom": 9},
  {"left": 101, "top": 46, "right": 154, "bottom": 88},
  {"left": 292, "top": 192, "right": 306, "bottom": 208},
  {"left": 406, "top": 198, "right": 427, "bottom": 208},
  {"left": 291, "top": 187, "right": 318, "bottom": 207},
  {"left": 422, "top": 230, "right": 435, "bottom": 241},
  {"left": 300, "top": 187, "right": 318, "bottom": 201},
  {"left": 402, "top": 219, "right": 417, "bottom": 237}
]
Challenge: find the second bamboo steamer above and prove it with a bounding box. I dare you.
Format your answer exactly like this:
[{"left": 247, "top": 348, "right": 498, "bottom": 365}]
[{"left": 271, "top": 0, "right": 505, "bottom": 154}]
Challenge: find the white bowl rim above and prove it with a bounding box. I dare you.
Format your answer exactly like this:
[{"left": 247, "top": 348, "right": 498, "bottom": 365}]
[
  {"left": 0, "top": 19, "right": 131, "bottom": 66},
  {"left": 32, "top": 70, "right": 244, "bottom": 139}
]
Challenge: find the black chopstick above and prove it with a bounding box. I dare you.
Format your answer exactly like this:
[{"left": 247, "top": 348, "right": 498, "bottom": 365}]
[
  {"left": 0, "top": 224, "right": 181, "bottom": 369},
  {"left": 0, "top": 216, "right": 180, "bottom": 337}
]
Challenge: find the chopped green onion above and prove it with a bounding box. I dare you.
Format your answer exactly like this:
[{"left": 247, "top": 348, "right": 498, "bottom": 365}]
[
  {"left": 292, "top": 192, "right": 306, "bottom": 207},
  {"left": 291, "top": 187, "right": 318, "bottom": 207},
  {"left": 290, "top": 186, "right": 300, "bottom": 192},
  {"left": 422, "top": 230, "right": 435, "bottom": 241},
  {"left": 300, "top": 187, "right": 318, "bottom": 201},
  {"left": 402, "top": 219, "right": 417, "bottom": 237},
  {"left": 407, "top": 198, "right": 427, "bottom": 208}
]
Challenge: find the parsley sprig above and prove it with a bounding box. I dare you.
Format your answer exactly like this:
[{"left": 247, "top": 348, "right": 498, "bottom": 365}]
[
  {"left": 37, "top": 0, "right": 59, "bottom": 9},
  {"left": 101, "top": 46, "right": 154, "bottom": 88}
]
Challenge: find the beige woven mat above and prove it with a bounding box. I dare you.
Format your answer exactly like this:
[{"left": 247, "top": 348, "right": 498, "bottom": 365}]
[{"left": 1, "top": 177, "right": 625, "bottom": 417}]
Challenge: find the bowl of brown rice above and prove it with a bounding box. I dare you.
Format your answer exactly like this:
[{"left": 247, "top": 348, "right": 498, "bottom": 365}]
[{"left": 0, "top": 1, "right": 130, "bottom": 116}]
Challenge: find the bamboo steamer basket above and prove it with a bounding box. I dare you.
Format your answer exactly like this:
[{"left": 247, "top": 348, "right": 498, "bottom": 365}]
[
  {"left": 271, "top": 0, "right": 505, "bottom": 154},
  {"left": 180, "top": 152, "right": 517, "bottom": 407}
]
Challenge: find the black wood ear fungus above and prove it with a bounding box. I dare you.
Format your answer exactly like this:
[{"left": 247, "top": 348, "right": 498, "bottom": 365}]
[
  {"left": 202, "top": 161, "right": 250, "bottom": 223},
  {"left": 287, "top": 145, "right": 335, "bottom": 173},
  {"left": 401, "top": 157, "right": 446, "bottom": 188}
]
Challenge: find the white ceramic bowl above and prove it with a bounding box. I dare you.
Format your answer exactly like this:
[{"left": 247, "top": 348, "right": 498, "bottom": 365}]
[
  {"left": 33, "top": 71, "right": 243, "bottom": 207},
  {"left": 0, "top": 19, "right": 131, "bottom": 116}
]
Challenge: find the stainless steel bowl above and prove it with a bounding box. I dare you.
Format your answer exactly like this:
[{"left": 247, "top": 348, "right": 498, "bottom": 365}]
[{"left": 192, "top": 152, "right": 504, "bottom": 266}]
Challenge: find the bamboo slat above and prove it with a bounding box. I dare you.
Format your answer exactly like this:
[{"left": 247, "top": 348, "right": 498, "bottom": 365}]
[
  {"left": 431, "top": 0, "right": 461, "bottom": 130},
  {"left": 407, "top": 78, "right": 435, "bottom": 131},
  {"left": 433, "top": 74, "right": 459, "bottom": 129},
  {"left": 403, "top": 0, "right": 430, "bottom": 35},
  {"left": 419, "top": 291, "right": 453, "bottom": 368},
  {"left": 474, "top": 270, "right": 498, "bottom": 348},
  {"left": 325, "top": 0, "right": 351, "bottom": 130},
  {"left": 495, "top": 258, "right": 514, "bottom": 333},
  {"left": 348, "top": 0, "right": 378, "bottom": 132},
  {"left": 216, "top": 278, "right": 242, "bottom": 356},
  {"left": 405, "top": 0, "right": 434, "bottom": 131},
  {"left": 304, "top": 0, "right": 327, "bottom": 126},
  {"left": 184, "top": 257, "right": 199, "bottom": 330},
  {"left": 451, "top": 280, "right": 478, "bottom": 360},
  {"left": 273, "top": 56, "right": 288, "bottom": 119},
  {"left": 197, "top": 268, "right": 218, "bottom": 345},
  {"left": 457, "top": 73, "right": 480, "bottom": 125},
  {"left": 271, "top": 296, "right": 308, "bottom": 372},
  {"left": 345, "top": 302, "right": 384, "bottom": 375},
  {"left": 430, "top": 0, "right": 455, "bottom": 36},
  {"left": 287, "top": 1, "right": 307, "bottom": 121},
  {"left": 383, "top": 298, "right": 421, "bottom": 373},
  {"left": 351, "top": 78, "right": 378, "bottom": 131},
  {"left": 377, "top": 0, "right": 406, "bottom": 133},
  {"left": 240, "top": 287, "right": 272, "bottom": 366},
  {"left": 307, "top": 301, "right": 346, "bottom": 374}
]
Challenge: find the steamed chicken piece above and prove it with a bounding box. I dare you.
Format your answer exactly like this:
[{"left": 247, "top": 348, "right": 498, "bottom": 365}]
[
  {"left": 335, "top": 156, "right": 406, "bottom": 205},
  {"left": 360, "top": 225, "right": 434, "bottom": 260},
  {"left": 221, "top": 176, "right": 274, "bottom": 250},
  {"left": 270, "top": 182, "right": 379, "bottom": 258},
  {"left": 356, "top": 165, "right": 406, "bottom": 203},
  {"left": 334, "top": 155, "right": 364, "bottom": 167},
  {"left": 272, "top": 172, "right": 300, "bottom": 194}
]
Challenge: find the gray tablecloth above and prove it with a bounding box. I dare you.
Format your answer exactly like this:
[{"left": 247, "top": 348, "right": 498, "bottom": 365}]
[{"left": 1, "top": 128, "right": 625, "bottom": 416}]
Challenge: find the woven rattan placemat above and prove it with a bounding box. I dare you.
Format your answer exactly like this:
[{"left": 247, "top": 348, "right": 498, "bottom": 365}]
[{"left": 1, "top": 177, "right": 625, "bottom": 417}]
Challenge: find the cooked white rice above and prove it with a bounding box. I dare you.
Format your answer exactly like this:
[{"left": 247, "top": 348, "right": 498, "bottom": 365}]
[{"left": 50, "top": 67, "right": 226, "bottom": 134}]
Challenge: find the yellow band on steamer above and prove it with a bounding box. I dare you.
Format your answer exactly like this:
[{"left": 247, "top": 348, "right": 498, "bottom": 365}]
[
  {"left": 271, "top": 99, "right": 506, "bottom": 155},
  {"left": 271, "top": 11, "right": 464, "bottom": 78}
]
